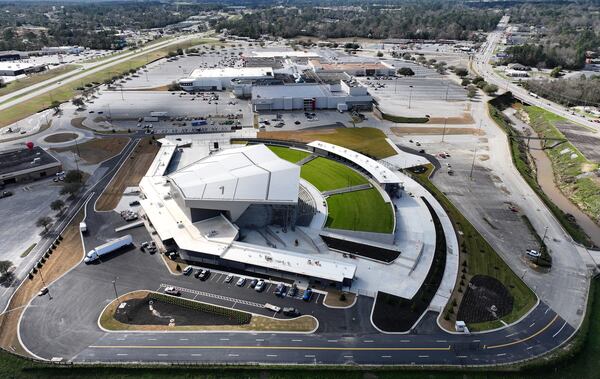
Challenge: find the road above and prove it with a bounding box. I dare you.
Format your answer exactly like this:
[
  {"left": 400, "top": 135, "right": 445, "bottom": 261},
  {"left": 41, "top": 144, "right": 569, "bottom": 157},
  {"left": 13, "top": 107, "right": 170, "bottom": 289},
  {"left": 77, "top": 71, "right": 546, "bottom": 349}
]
[
  {"left": 0, "top": 33, "right": 206, "bottom": 113},
  {"left": 473, "top": 16, "right": 598, "bottom": 131}
]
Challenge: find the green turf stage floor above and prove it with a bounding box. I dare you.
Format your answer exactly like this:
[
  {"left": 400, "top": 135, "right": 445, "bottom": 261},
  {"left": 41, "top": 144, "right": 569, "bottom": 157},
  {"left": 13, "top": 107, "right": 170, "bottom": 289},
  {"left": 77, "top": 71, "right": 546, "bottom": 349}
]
[
  {"left": 301, "top": 157, "right": 368, "bottom": 192},
  {"left": 326, "top": 188, "right": 394, "bottom": 233}
]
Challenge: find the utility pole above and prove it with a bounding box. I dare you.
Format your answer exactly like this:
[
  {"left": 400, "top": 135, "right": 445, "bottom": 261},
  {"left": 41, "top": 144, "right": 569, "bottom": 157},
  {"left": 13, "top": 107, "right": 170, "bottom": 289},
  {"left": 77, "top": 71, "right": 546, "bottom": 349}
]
[
  {"left": 408, "top": 85, "right": 414, "bottom": 109},
  {"left": 469, "top": 142, "right": 477, "bottom": 180},
  {"left": 442, "top": 118, "right": 447, "bottom": 143},
  {"left": 112, "top": 279, "right": 120, "bottom": 306}
]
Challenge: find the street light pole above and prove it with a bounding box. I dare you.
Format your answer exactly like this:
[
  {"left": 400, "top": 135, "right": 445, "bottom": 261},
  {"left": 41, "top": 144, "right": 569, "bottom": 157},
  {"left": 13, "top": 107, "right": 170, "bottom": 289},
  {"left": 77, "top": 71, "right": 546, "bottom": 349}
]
[
  {"left": 112, "top": 279, "right": 120, "bottom": 305},
  {"left": 408, "top": 85, "right": 413, "bottom": 109},
  {"left": 442, "top": 117, "right": 447, "bottom": 143}
]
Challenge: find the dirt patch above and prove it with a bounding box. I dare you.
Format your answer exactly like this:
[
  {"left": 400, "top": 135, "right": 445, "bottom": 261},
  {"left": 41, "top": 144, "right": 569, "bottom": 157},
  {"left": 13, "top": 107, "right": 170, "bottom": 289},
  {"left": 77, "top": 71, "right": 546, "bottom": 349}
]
[
  {"left": 428, "top": 113, "right": 475, "bottom": 125},
  {"left": 52, "top": 137, "right": 129, "bottom": 164},
  {"left": 479, "top": 154, "right": 490, "bottom": 161},
  {"left": 43, "top": 133, "right": 78, "bottom": 143},
  {"left": 0, "top": 210, "right": 84, "bottom": 356},
  {"left": 101, "top": 291, "right": 318, "bottom": 332},
  {"left": 321, "top": 288, "right": 356, "bottom": 308},
  {"left": 391, "top": 126, "right": 484, "bottom": 136},
  {"left": 115, "top": 295, "right": 250, "bottom": 326},
  {"left": 457, "top": 275, "right": 514, "bottom": 323},
  {"left": 129, "top": 85, "right": 170, "bottom": 92},
  {"left": 95, "top": 138, "right": 160, "bottom": 211},
  {"left": 70, "top": 117, "right": 90, "bottom": 132}
]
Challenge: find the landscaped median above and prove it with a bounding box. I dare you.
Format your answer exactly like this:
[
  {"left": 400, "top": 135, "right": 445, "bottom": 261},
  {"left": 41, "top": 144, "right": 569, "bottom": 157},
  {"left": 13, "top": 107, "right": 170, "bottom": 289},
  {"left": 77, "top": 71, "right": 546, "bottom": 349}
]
[
  {"left": 0, "top": 37, "right": 216, "bottom": 129},
  {"left": 99, "top": 290, "right": 318, "bottom": 333},
  {"left": 374, "top": 106, "right": 430, "bottom": 124}
]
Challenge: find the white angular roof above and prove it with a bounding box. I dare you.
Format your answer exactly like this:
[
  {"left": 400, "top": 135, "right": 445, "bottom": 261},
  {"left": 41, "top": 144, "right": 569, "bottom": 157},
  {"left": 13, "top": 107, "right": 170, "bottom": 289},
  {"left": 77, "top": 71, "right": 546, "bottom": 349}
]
[{"left": 168, "top": 144, "right": 300, "bottom": 203}]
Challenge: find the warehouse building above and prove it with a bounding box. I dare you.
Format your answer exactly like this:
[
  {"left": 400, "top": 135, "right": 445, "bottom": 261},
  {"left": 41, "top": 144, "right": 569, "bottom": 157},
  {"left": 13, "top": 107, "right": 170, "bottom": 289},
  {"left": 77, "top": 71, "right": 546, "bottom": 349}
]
[
  {"left": 0, "top": 146, "right": 62, "bottom": 186},
  {"left": 251, "top": 79, "right": 372, "bottom": 112},
  {"left": 0, "top": 61, "right": 46, "bottom": 76},
  {"left": 0, "top": 50, "right": 28, "bottom": 62},
  {"left": 179, "top": 67, "right": 274, "bottom": 92}
]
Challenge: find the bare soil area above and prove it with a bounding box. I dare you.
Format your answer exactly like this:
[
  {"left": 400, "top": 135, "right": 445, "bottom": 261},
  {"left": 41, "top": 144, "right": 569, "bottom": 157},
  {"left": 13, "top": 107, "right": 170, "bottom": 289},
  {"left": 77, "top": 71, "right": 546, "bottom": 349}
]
[
  {"left": 52, "top": 137, "right": 129, "bottom": 164},
  {"left": 95, "top": 138, "right": 160, "bottom": 211},
  {"left": 391, "top": 126, "right": 485, "bottom": 136}
]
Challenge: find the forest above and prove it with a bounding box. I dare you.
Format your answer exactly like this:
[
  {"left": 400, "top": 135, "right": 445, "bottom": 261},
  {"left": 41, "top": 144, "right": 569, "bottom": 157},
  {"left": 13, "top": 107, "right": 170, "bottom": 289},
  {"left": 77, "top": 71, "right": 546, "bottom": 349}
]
[
  {"left": 215, "top": 2, "right": 501, "bottom": 41},
  {"left": 0, "top": 2, "right": 219, "bottom": 51},
  {"left": 524, "top": 76, "right": 600, "bottom": 107}
]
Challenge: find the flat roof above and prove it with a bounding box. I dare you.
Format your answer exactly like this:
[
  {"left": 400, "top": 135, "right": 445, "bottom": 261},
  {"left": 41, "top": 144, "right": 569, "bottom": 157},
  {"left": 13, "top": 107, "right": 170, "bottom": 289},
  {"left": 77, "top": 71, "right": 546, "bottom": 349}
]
[
  {"left": 309, "top": 59, "right": 391, "bottom": 71},
  {"left": 248, "top": 51, "right": 320, "bottom": 58},
  {"left": 188, "top": 66, "right": 273, "bottom": 79},
  {"left": 0, "top": 61, "right": 42, "bottom": 71},
  {"left": 252, "top": 83, "right": 334, "bottom": 99},
  {"left": 0, "top": 146, "right": 60, "bottom": 178},
  {"left": 168, "top": 144, "right": 300, "bottom": 203},
  {"left": 308, "top": 141, "right": 400, "bottom": 184}
]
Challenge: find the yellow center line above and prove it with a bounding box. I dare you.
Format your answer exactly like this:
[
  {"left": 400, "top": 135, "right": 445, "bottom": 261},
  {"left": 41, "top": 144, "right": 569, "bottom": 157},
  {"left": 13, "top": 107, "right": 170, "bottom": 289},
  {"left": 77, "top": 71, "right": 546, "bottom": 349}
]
[
  {"left": 89, "top": 345, "right": 452, "bottom": 352},
  {"left": 485, "top": 314, "right": 559, "bottom": 350}
]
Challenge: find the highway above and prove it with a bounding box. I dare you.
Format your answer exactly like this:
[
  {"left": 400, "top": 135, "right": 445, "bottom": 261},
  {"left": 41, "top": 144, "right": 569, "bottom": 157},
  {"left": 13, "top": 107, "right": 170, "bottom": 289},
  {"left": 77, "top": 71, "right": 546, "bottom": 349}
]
[
  {"left": 473, "top": 16, "right": 598, "bottom": 131},
  {"left": 0, "top": 33, "right": 206, "bottom": 113}
]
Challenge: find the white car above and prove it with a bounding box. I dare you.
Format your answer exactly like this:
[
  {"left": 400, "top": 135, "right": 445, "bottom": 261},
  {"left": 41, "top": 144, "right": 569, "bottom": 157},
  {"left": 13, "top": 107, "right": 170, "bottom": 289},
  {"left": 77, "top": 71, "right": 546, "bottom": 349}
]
[
  {"left": 255, "top": 280, "right": 266, "bottom": 292},
  {"left": 183, "top": 266, "right": 193, "bottom": 275},
  {"left": 236, "top": 277, "right": 246, "bottom": 287},
  {"left": 526, "top": 249, "right": 541, "bottom": 258},
  {"left": 164, "top": 286, "right": 181, "bottom": 296}
]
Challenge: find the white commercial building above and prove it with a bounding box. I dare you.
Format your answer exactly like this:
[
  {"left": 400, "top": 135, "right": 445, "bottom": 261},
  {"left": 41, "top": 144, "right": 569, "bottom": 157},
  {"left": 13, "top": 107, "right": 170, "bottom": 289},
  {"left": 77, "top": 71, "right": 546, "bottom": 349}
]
[
  {"left": 139, "top": 139, "right": 356, "bottom": 286},
  {"left": 179, "top": 67, "right": 274, "bottom": 92},
  {"left": 0, "top": 61, "right": 46, "bottom": 76},
  {"left": 251, "top": 80, "right": 372, "bottom": 112}
]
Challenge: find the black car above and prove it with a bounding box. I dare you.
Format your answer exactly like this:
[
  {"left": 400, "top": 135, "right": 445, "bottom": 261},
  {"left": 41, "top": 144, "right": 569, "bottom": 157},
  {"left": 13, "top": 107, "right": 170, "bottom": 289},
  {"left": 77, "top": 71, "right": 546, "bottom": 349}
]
[
  {"left": 199, "top": 269, "right": 211, "bottom": 281},
  {"left": 274, "top": 283, "right": 287, "bottom": 297},
  {"left": 283, "top": 307, "right": 300, "bottom": 317},
  {"left": 249, "top": 278, "right": 258, "bottom": 288},
  {"left": 194, "top": 270, "right": 202, "bottom": 279},
  {"left": 288, "top": 284, "right": 298, "bottom": 297}
]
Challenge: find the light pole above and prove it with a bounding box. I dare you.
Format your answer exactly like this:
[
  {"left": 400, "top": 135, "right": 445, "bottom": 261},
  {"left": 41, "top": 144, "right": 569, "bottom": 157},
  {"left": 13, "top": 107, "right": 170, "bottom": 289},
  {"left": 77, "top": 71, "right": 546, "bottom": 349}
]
[
  {"left": 112, "top": 279, "right": 120, "bottom": 306},
  {"left": 469, "top": 142, "right": 477, "bottom": 180},
  {"left": 441, "top": 117, "right": 447, "bottom": 143},
  {"left": 39, "top": 270, "right": 52, "bottom": 300},
  {"left": 408, "top": 85, "right": 414, "bottom": 109}
]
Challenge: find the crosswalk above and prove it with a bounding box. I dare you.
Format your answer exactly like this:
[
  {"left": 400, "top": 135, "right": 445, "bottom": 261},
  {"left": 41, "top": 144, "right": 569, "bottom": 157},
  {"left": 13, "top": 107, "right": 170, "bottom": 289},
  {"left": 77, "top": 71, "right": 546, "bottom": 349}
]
[{"left": 159, "top": 283, "right": 264, "bottom": 309}]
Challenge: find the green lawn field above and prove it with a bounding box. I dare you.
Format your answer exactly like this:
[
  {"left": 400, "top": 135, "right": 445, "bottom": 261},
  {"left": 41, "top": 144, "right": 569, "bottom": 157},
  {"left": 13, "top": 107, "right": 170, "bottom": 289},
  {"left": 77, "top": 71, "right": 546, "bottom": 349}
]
[
  {"left": 267, "top": 145, "right": 310, "bottom": 163},
  {"left": 301, "top": 157, "right": 367, "bottom": 192},
  {"left": 325, "top": 188, "right": 394, "bottom": 233}
]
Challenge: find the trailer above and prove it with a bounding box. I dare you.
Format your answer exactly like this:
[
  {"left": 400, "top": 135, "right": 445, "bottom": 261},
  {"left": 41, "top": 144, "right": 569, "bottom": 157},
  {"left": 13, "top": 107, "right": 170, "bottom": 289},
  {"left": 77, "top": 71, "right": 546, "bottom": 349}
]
[
  {"left": 150, "top": 111, "right": 168, "bottom": 117},
  {"left": 79, "top": 222, "right": 87, "bottom": 233},
  {"left": 264, "top": 303, "right": 281, "bottom": 313},
  {"left": 143, "top": 116, "right": 159, "bottom": 122},
  {"left": 84, "top": 235, "right": 133, "bottom": 263}
]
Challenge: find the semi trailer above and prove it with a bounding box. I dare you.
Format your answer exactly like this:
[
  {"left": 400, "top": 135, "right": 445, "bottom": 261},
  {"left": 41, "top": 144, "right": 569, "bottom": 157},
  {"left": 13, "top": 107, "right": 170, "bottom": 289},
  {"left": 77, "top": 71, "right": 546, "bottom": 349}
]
[{"left": 84, "top": 235, "right": 133, "bottom": 263}]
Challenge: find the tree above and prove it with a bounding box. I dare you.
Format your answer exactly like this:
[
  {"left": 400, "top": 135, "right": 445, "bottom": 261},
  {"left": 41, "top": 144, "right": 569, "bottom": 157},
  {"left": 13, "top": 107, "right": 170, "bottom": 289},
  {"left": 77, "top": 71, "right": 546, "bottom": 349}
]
[
  {"left": 50, "top": 199, "right": 65, "bottom": 215},
  {"left": 483, "top": 84, "right": 499, "bottom": 95},
  {"left": 376, "top": 51, "right": 383, "bottom": 58},
  {"left": 454, "top": 67, "right": 469, "bottom": 77},
  {"left": 36, "top": 216, "right": 53, "bottom": 232},
  {"left": 0, "top": 260, "right": 12, "bottom": 276},
  {"left": 476, "top": 80, "right": 488, "bottom": 89},
  {"left": 0, "top": 78, "right": 5, "bottom": 88},
  {"left": 168, "top": 81, "right": 182, "bottom": 91},
  {"left": 467, "top": 85, "right": 478, "bottom": 99},
  {"left": 472, "top": 76, "right": 485, "bottom": 84},
  {"left": 64, "top": 170, "right": 83, "bottom": 183},
  {"left": 397, "top": 67, "right": 415, "bottom": 77},
  {"left": 51, "top": 100, "right": 61, "bottom": 114},
  {"left": 461, "top": 78, "right": 471, "bottom": 86},
  {"left": 550, "top": 66, "right": 562, "bottom": 78},
  {"left": 72, "top": 97, "right": 85, "bottom": 109}
]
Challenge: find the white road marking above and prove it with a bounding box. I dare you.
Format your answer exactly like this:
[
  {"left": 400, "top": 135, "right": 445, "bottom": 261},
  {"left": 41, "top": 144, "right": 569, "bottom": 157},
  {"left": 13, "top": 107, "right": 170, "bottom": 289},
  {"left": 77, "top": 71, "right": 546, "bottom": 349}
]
[
  {"left": 292, "top": 339, "right": 303, "bottom": 342},
  {"left": 381, "top": 355, "right": 391, "bottom": 358},
  {"left": 529, "top": 322, "right": 536, "bottom": 328},
  {"left": 363, "top": 340, "right": 374, "bottom": 343},
  {"left": 327, "top": 340, "right": 338, "bottom": 343},
  {"left": 219, "top": 338, "right": 230, "bottom": 341},
  {"left": 544, "top": 307, "right": 550, "bottom": 314},
  {"left": 305, "top": 354, "right": 315, "bottom": 358},
  {"left": 256, "top": 339, "right": 264, "bottom": 342},
  {"left": 400, "top": 340, "right": 410, "bottom": 343},
  {"left": 116, "top": 338, "right": 125, "bottom": 341},
  {"left": 191, "top": 353, "right": 202, "bottom": 357},
  {"left": 147, "top": 338, "right": 157, "bottom": 341},
  {"left": 228, "top": 354, "right": 239, "bottom": 357},
  {"left": 344, "top": 355, "right": 353, "bottom": 359},
  {"left": 179, "top": 338, "right": 188, "bottom": 341},
  {"left": 116, "top": 353, "right": 128, "bottom": 356},
  {"left": 157, "top": 354, "right": 168, "bottom": 357},
  {"left": 497, "top": 353, "right": 507, "bottom": 357},
  {"left": 505, "top": 332, "right": 518, "bottom": 338},
  {"left": 526, "top": 346, "right": 534, "bottom": 350},
  {"left": 457, "top": 355, "right": 468, "bottom": 358},
  {"left": 435, "top": 340, "right": 446, "bottom": 343},
  {"left": 418, "top": 355, "right": 429, "bottom": 358},
  {"left": 552, "top": 321, "right": 567, "bottom": 338},
  {"left": 266, "top": 354, "right": 278, "bottom": 357}
]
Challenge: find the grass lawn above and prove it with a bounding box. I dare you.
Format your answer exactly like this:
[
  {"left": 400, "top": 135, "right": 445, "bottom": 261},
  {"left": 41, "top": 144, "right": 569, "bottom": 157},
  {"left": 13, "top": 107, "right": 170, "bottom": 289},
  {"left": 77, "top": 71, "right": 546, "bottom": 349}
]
[
  {"left": 413, "top": 165, "right": 536, "bottom": 331},
  {"left": 258, "top": 127, "right": 396, "bottom": 159},
  {"left": 301, "top": 157, "right": 368, "bottom": 192},
  {"left": 0, "top": 65, "right": 81, "bottom": 99},
  {"left": 0, "top": 38, "right": 212, "bottom": 129},
  {"left": 267, "top": 145, "right": 310, "bottom": 163},
  {"left": 325, "top": 188, "right": 394, "bottom": 233}
]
